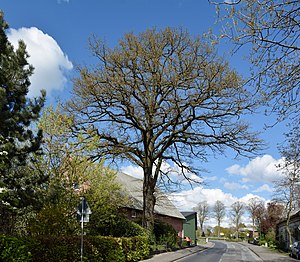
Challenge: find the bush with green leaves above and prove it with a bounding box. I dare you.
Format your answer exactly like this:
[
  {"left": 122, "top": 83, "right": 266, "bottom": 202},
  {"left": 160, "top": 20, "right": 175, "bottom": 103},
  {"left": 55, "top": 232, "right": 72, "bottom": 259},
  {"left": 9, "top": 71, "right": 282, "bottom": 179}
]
[
  {"left": 28, "top": 203, "right": 80, "bottom": 236},
  {"left": 153, "top": 220, "right": 177, "bottom": 249},
  {"left": 0, "top": 235, "right": 33, "bottom": 262},
  {"left": 0, "top": 235, "right": 149, "bottom": 262},
  {"left": 122, "top": 236, "right": 149, "bottom": 262},
  {"left": 265, "top": 228, "right": 276, "bottom": 247}
]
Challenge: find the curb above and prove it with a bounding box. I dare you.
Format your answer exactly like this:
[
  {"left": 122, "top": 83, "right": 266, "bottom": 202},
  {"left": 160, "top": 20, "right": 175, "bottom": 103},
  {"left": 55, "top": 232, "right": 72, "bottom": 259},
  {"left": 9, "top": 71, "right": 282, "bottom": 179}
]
[
  {"left": 245, "top": 246, "right": 264, "bottom": 262},
  {"left": 240, "top": 243, "right": 263, "bottom": 261},
  {"left": 171, "top": 242, "right": 215, "bottom": 262}
]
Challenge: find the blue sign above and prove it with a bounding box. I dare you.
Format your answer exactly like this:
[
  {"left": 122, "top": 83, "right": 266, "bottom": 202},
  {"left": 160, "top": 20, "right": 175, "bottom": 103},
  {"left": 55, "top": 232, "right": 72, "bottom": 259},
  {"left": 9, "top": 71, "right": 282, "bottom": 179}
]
[{"left": 77, "top": 197, "right": 92, "bottom": 222}]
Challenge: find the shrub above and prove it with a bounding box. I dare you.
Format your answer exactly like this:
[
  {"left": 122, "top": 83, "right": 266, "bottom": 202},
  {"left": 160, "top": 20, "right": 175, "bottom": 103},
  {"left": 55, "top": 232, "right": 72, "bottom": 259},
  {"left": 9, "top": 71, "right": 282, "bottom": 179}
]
[
  {"left": 0, "top": 234, "right": 149, "bottom": 262},
  {"left": 30, "top": 235, "right": 148, "bottom": 262},
  {"left": 28, "top": 204, "right": 79, "bottom": 236},
  {"left": 153, "top": 220, "right": 177, "bottom": 249},
  {"left": 122, "top": 236, "right": 149, "bottom": 262},
  {"left": 0, "top": 235, "right": 33, "bottom": 262},
  {"left": 265, "top": 228, "right": 276, "bottom": 247},
  {"left": 108, "top": 216, "right": 148, "bottom": 237}
]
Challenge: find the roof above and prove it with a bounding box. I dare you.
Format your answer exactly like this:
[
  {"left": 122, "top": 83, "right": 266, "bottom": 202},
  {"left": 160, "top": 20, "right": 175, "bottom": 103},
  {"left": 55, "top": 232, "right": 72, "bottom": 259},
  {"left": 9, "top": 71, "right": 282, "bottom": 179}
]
[
  {"left": 277, "top": 208, "right": 300, "bottom": 226},
  {"left": 181, "top": 211, "right": 197, "bottom": 218},
  {"left": 116, "top": 172, "right": 185, "bottom": 220},
  {"left": 181, "top": 211, "right": 197, "bottom": 228}
]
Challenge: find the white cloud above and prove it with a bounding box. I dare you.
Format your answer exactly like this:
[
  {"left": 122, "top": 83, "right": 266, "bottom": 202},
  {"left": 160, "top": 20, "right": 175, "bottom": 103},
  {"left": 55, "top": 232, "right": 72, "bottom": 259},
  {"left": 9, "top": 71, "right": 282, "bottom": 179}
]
[
  {"left": 57, "top": 0, "right": 70, "bottom": 4},
  {"left": 253, "top": 184, "right": 274, "bottom": 193},
  {"left": 203, "top": 175, "right": 218, "bottom": 182},
  {"left": 7, "top": 27, "right": 73, "bottom": 98},
  {"left": 224, "top": 182, "right": 249, "bottom": 191},
  {"left": 120, "top": 165, "right": 144, "bottom": 179},
  {"left": 239, "top": 193, "right": 265, "bottom": 204},
  {"left": 226, "top": 155, "right": 284, "bottom": 183},
  {"left": 169, "top": 186, "right": 237, "bottom": 210},
  {"left": 121, "top": 162, "right": 203, "bottom": 184}
]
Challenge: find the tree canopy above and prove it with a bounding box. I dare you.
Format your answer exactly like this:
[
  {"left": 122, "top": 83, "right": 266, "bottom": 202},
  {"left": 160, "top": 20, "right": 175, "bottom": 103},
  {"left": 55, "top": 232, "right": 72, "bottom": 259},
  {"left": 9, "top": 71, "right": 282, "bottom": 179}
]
[{"left": 66, "top": 27, "right": 263, "bottom": 229}]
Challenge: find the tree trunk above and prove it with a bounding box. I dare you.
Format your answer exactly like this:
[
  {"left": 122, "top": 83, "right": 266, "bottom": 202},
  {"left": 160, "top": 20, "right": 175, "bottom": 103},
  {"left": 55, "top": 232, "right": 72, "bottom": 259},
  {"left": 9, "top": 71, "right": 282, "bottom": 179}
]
[
  {"left": 286, "top": 205, "right": 293, "bottom": 247},
  {"left": 252, "top": 218, "right": 255, "bottom": 239},
  {"left": 142, "top": 167, "right": 156, "bottom": 231},
  {"left": 200, "top": 222, "right": 204, "bottom": 237}
]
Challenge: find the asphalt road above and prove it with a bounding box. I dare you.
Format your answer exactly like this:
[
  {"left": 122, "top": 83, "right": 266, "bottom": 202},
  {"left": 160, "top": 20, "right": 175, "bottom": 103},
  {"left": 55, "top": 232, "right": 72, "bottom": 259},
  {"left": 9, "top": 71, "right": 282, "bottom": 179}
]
[{"left": 177, "top": 241, "right": 262, "bottom": 262}]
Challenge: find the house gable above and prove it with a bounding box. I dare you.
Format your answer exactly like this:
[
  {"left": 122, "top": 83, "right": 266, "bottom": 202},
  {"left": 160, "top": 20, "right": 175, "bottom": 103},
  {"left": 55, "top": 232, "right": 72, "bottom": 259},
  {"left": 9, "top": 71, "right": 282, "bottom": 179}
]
[{"left": 116, "top": 172, "right": 185, "bottom": 233}]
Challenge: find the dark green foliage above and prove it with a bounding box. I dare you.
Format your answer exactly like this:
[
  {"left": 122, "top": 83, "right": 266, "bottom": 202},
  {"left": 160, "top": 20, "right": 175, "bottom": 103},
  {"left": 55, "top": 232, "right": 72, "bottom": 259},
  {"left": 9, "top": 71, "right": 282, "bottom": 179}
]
[
  {"left": 121, "top": 236, "right": 150, "bottom": 262},
  {"left": 27, "top": 203, "right": 80, "bottom": 236},
  {"left": 88, "top": 214, "right": 147, "bottom": 238},
  {"left": 153, "top": 220, "right": 177, "bottom": 249},
  {"left": 3, "top": 235, "right": 149, "bottom": 262},
  {"left": 0, "top": 11, "right": 46, "bottom": 213},
  {"left": 0, "top": 235, "right": 33, "bottom": 262}
]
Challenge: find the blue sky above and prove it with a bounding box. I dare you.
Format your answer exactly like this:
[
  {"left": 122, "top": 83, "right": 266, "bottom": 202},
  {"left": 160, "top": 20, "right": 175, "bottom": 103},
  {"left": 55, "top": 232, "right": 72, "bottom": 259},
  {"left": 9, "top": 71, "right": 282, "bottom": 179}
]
[{"left": 1, "top": 0, "right": 289, "bottom": 226}]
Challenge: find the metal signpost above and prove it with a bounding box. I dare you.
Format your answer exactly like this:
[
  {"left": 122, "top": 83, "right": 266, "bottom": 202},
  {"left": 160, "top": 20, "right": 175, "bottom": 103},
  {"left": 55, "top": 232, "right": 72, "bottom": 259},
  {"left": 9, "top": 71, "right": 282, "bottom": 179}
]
[{"left": 77, "top": 197, "right": 92, "bottom": 262}]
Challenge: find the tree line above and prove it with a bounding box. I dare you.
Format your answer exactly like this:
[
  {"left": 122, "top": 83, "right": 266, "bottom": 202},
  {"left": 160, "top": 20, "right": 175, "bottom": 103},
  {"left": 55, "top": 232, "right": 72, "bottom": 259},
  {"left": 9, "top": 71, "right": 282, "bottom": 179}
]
[{"left": 196, "top": 198, "right": 284, "bottom": 243}]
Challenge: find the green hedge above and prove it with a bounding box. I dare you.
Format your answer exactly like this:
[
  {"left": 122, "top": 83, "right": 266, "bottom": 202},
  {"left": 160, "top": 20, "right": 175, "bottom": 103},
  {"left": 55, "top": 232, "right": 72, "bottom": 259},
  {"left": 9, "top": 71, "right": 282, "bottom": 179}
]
[
  {"left": 0, "top": 235, "right": 149, "bottom": 262},
  {"left": 122, "top": 236, "right": 149, "bottom": 262},
  {"left": 0, "top": 235, "right": 33, "bottom": 262}
]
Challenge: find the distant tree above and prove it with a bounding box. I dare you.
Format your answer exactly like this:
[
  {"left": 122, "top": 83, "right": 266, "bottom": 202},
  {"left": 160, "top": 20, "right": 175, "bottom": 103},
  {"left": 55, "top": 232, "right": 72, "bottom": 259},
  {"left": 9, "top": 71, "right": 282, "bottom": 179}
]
[
  {"left": 195, "top": 201, "right": 210, "bottom": 237},
  {"left": 209, "top": 0, "right": 300, "bottom": 120},
  {"left": 230, "top": 201, "right": 244, "bottom": 239},
  {"left": 261, "top": 201, "right": 284, "bottom": 236},
  {"left": 66, "top": 27, "right": 263, "bottom": 230},
  {"left": 0, "top": 11, "right": 46, "bottom": 231},
  {"left": 247, "top": 197, "right": 264, "bottom": 239},
  {"left": 213, "top": 200, "right": 226, "bottom": 238}
]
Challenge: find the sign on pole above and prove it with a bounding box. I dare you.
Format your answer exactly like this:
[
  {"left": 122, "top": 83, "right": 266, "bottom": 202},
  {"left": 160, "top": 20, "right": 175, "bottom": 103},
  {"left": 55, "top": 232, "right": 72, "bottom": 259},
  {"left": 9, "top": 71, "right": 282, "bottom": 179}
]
[
  {"left": 77, "top": 197, "right": 92, "bottom": 222},
  {"left": 77, "top": 197, "right": 92, "bottom": 262}
]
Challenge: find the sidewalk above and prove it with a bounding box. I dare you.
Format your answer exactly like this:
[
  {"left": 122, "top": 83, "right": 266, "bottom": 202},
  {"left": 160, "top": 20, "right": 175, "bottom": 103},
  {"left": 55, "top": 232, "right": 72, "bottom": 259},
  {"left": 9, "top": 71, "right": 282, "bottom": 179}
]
[
  {"left": 141, "top": 242, "right": 214, "bottom": 262},
  {"left": 241, "top": 242, "right": 294, "bottom": 262}
]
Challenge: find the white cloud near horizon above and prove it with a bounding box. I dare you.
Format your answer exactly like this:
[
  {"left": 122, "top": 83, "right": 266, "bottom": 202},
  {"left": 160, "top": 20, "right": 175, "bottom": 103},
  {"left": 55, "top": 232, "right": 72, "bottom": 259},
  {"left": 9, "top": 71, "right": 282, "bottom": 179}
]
[
  {"left": 8, "top": 27, "right": 73, "bottom": 98},
  {"left": 253, "top": 184, "right": 274, "bottom": 193},
  {"left": 169, "top": 187, "right": 237, "bottom": 210},
  {"left": 226, "top": 155, "right": 284, "bottom": 184}
]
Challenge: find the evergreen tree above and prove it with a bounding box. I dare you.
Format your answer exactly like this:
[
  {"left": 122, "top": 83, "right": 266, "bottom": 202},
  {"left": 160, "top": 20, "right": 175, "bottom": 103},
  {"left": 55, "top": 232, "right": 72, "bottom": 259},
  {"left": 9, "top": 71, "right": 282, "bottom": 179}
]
[{"left": 0, "top": 11, "right": 46, "bottom": 213}]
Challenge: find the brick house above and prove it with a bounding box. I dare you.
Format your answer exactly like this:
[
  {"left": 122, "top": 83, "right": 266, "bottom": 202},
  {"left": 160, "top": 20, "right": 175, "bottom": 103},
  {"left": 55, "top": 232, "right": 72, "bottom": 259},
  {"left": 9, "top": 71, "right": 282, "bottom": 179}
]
[{"left": 116, "top": 172, "right": 185, "bottom": 235}]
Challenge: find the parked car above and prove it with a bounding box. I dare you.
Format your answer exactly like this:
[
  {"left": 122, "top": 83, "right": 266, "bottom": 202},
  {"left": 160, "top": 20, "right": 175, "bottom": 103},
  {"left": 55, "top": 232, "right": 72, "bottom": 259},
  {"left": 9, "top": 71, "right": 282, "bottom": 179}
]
[
  {"left": 290, "top": 241, "right": 300, "bottom": 259},
  {"left": 248, "top": 238, "right": 259, "bottom": 245}
]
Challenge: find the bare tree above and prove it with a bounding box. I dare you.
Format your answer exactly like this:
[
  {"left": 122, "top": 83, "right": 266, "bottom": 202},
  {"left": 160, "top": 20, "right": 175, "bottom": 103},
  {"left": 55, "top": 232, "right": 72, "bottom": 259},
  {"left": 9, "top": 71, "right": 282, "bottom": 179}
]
[
  {"left": 209, "top": 0, "right": 300, "bottom": 120},
  {"left": 66, "top": 27, "right": 263, "bottom": 230},
  {"left": 230, "top": 201, "right": 244, "bottom": 239},
  {"left": 274, "top": 125, "right": 300, "bottom": 246},
  {"left": 213, "top": 200, "right": 226, "bottom": 238},
  {"left": 247, "top": 197, "right": 264, "bottom": 239},
  {"left": 195, "top": 201, "right": 210, "bottom": 237}
]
